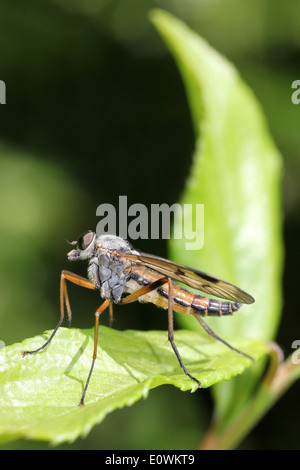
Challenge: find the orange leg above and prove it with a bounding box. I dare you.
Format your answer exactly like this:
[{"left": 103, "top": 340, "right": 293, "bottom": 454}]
[
  {"left": 61, "top": 270, "right": 97, "bottom": 327},
  {"left": 167, "top": 278, "right": 201, "bottom": 387},
  {"left": 79, "top": 299, "right": 110, "bottom": 406},
  {"left": 22, "top": 270, "right": 97, "bottom": 356},
  {"left": 119, "top": 276, "right": 168, "bottom": 304},
  {"left": 108, "top": 301, "right": 114, "bottom": 328},
  {"left": 120, "top": 276, "right": 201, "bottom": 387},
  {"left": 77, "top": 278, "right": 170, "bottom": 406}
]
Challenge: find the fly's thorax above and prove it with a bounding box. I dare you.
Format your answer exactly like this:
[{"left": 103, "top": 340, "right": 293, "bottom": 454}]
[
  {"left": 68, "top": 232, "right": 137, "bottom": 302},
  {"left": 95, "top": 248, "right": 133, "bottom": 303},
  {"left": 95, "top": 234, "right": 132, "bottom": 253}
]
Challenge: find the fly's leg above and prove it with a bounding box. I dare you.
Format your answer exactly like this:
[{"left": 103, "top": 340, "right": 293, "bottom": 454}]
[
  {"left": 120, "top": 276, "right": 201, "bottom": 387},
  {"left": 194, "top": 313, "right": 254, "bottom": 362},
  {"left": 167, "top": 278, "right": 202, "bottom": 388},
  {"left": 108, "top": 301, "right": 114, "bottom": 328},
  {"left": 119, "top": 276, "right": 169, "bottom": 304},
  {"left": 22, "top": 270, "right": 97, "bottom": 357},
  {"left": 79, "top": 299, "right": 110, "bottom": 406},
  {"left": 63, "top": 277, "right": 72, "bottom": 328},
  {"left": 80, "top": 280, "right": 170, "bottom": 405}
]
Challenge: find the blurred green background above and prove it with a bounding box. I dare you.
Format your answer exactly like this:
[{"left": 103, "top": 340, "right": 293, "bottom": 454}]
[{"left": 0, "top": 0, "right": 299, "bottom": 449}]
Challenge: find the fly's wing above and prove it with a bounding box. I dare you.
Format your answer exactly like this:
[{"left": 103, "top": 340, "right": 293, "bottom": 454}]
[{"left": 117, "top": 251, "right": 255, "bottom": 304}]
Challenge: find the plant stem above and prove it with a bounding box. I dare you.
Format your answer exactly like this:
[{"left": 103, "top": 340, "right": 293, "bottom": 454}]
[{"left": 199, "top": 346, "right": 300, "bottom": 450}]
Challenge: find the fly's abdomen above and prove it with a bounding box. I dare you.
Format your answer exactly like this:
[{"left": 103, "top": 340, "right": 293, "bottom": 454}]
[
  {"left": 190, "top": 295, "right": 241, "bottom": 316},
  {"left": 127, "top": 267, "right": 241, "bottom": 316},
  {"left": 157, "top": 282, "right": 241, "bottom": 316}
]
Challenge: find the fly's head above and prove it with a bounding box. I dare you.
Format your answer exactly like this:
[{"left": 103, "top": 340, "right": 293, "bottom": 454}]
[
  {"left": 67, "top": 232, "right": 134, "bottom": 263},
  {"left": 67, "top": 230, "right": 97, "bottom": 261}
]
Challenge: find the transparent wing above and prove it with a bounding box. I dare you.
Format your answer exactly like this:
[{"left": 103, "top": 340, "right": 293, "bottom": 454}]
[{"left": 117, "top": 251, "right": 255, "bottom": 304}]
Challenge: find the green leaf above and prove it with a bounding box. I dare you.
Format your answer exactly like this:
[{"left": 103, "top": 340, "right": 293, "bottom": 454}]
[
  {"left": 0, "top": 327, "right": 268, "bottom": 445},
  {"left": 150, "top": 10, "right": 283, "bottom": 424}
]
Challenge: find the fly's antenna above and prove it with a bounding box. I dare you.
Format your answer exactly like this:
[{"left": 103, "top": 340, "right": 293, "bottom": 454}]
[{"left": 65, "top": 240, "right": 77, "bottom": 246}]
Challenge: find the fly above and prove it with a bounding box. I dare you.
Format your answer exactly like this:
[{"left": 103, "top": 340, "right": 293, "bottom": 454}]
[{"left": 22, "top": 231, "right": 255, "bottom": 405}]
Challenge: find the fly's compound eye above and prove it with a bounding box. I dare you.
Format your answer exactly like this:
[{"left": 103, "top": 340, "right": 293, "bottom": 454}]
[{"left": 77, "top": 231, "right": 95, "bottom": 251}]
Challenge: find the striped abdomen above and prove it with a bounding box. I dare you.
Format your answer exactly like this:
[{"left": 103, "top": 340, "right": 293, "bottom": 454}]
[{"left": 126, "top": 266, "right": 241, "bottom": 316}]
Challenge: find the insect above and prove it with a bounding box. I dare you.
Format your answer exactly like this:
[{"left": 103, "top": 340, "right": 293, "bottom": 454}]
[{"left": 22, "top": 231, "right": 255, "bottom": 406}]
